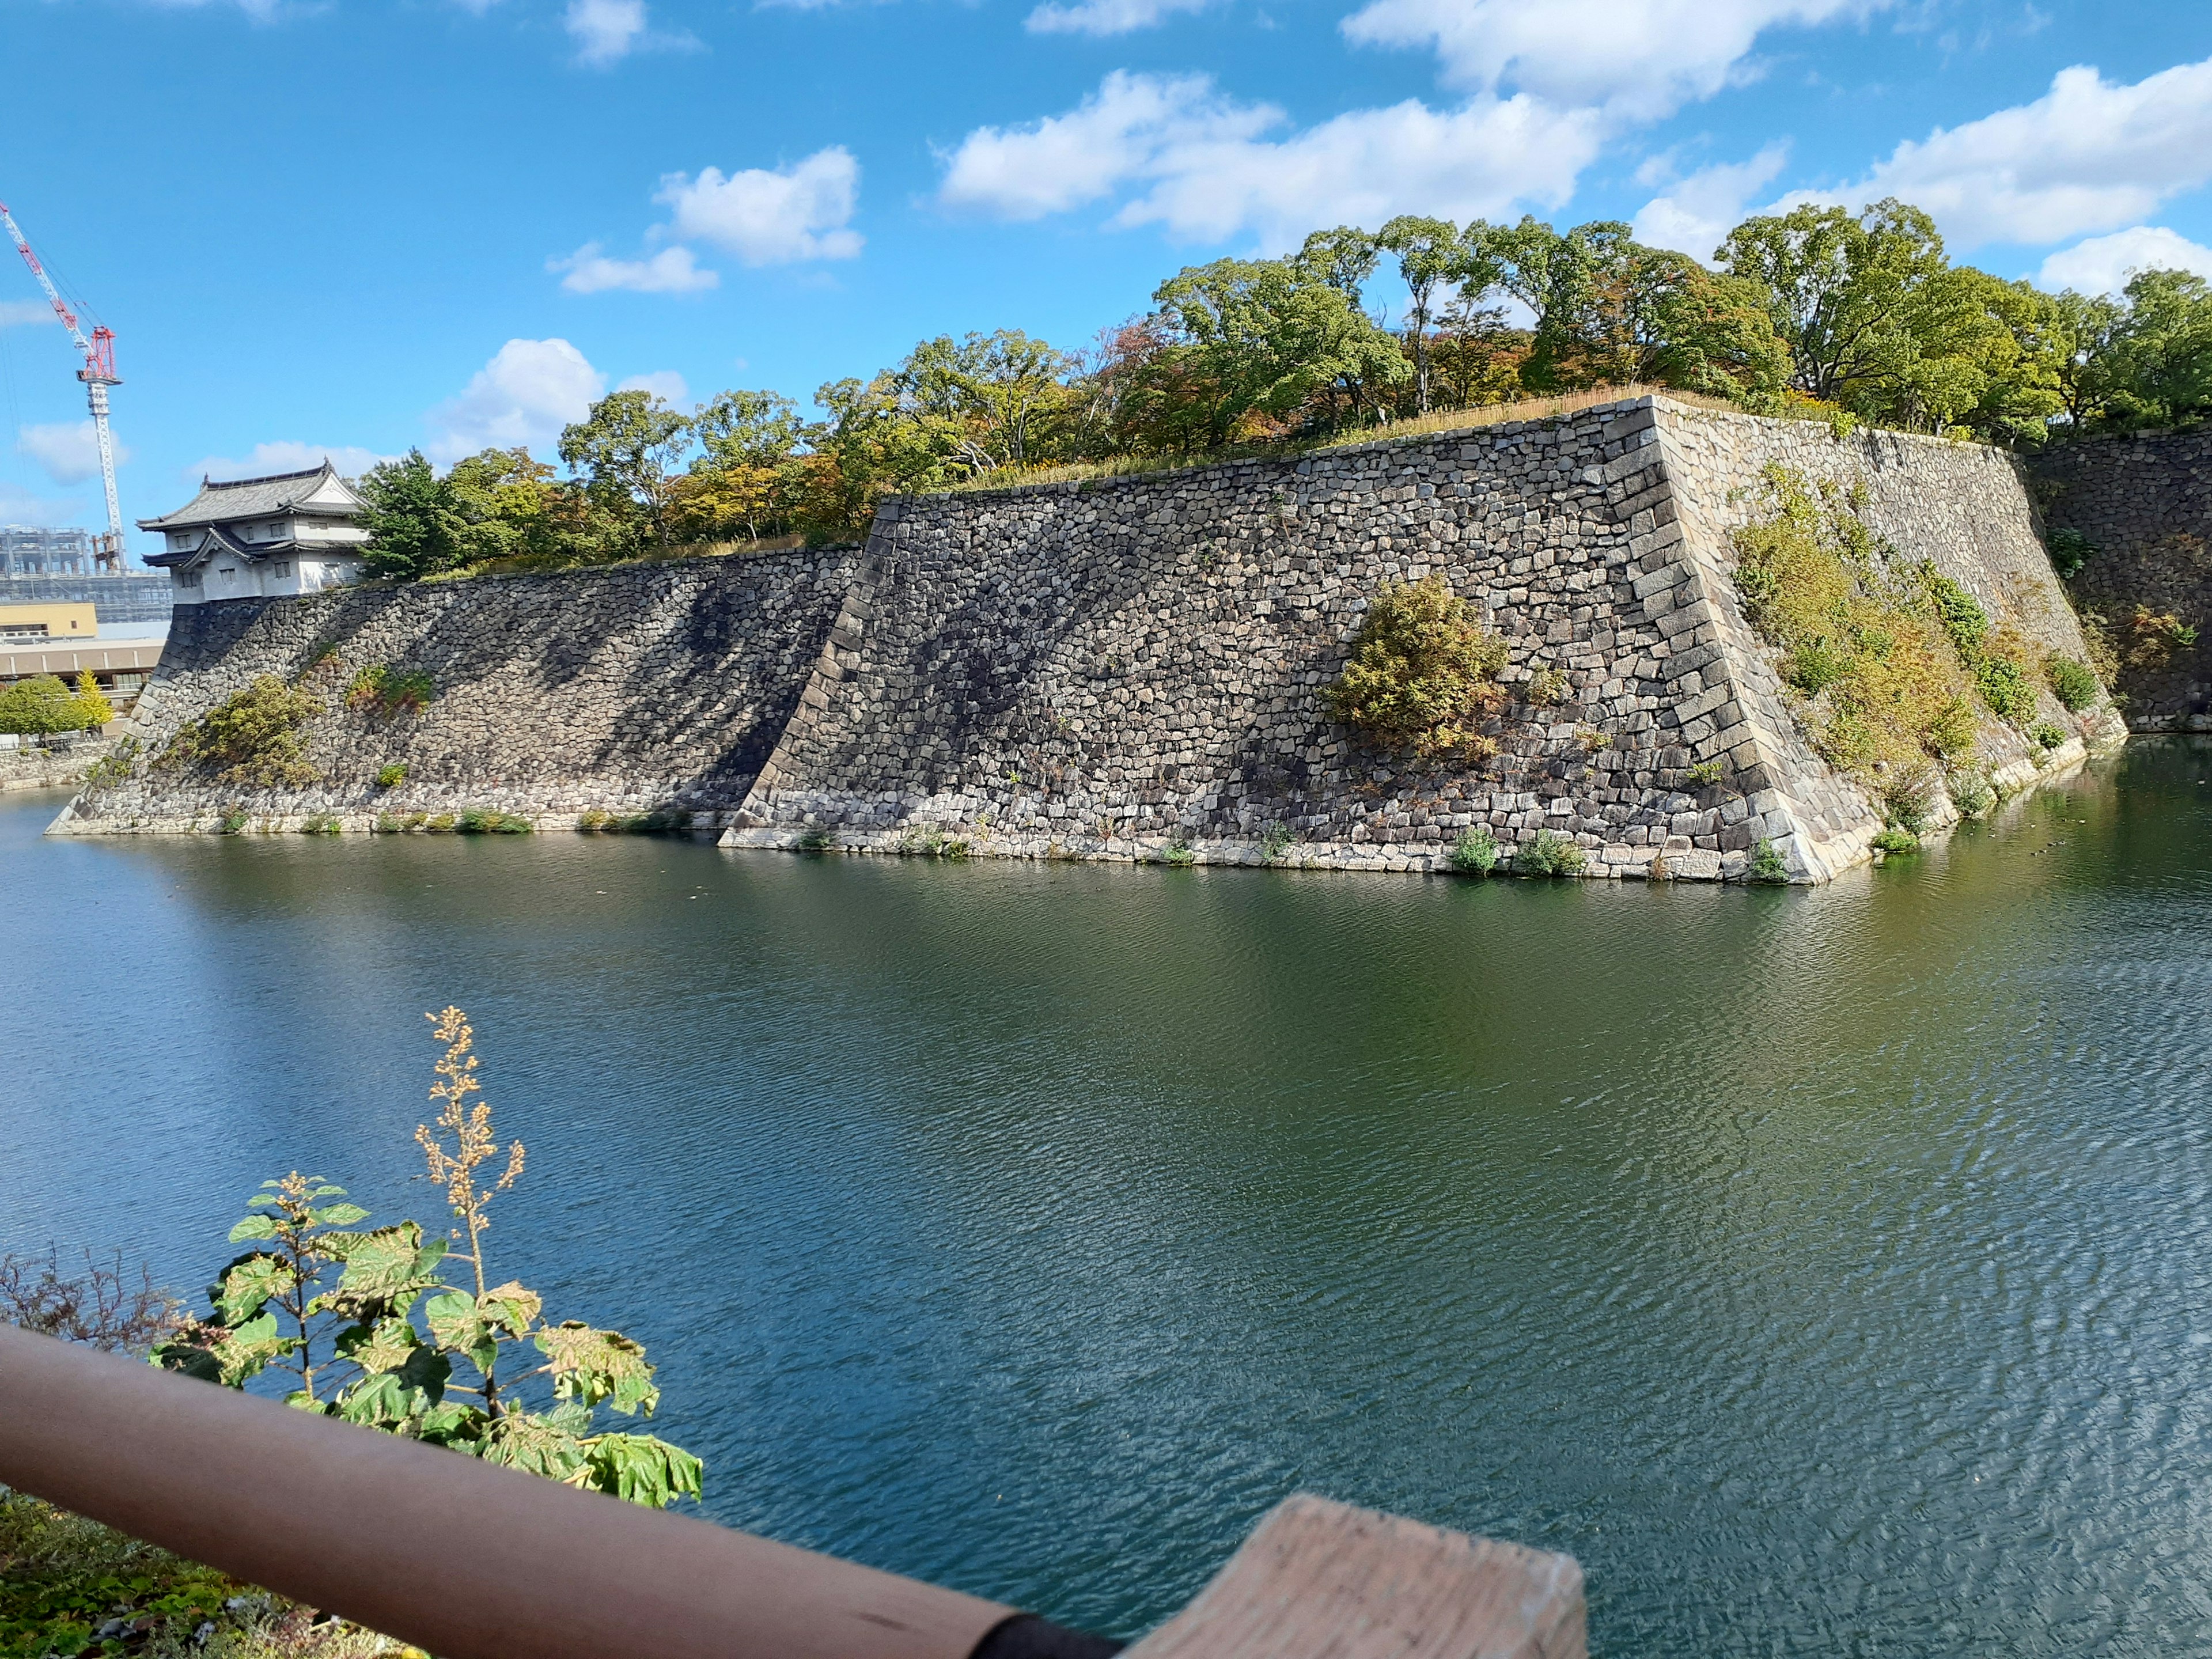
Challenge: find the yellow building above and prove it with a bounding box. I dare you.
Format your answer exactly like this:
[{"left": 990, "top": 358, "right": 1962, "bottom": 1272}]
[{"left": 0, "top": 603, "right": 97, "bottom": 643}]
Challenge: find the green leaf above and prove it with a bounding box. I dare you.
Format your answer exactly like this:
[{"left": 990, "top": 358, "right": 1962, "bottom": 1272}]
[
  {"left": 336, "top": 1317, "right": 422, "bottom": 1377},
  {"left": 210, "top": 1310, "right": 296, "bottom": 1386},
  {"left": 478, "top": 1281, "right": 543, "bottom": 1338},
  {"left": 417, "top": 1401, "right": 489, "bottom": 1448},
  {"left": 327, "top": 1221, "right": 447, "bottom": 1317},
  {"left": 480, "top": 1411, "right": 591, "bottom": 1485},
  {"left": 334, "top": 1344, "right": 450, "bottom": 1428},
  {"left": 213, "top": 1251, "right": 298, "bottom": 1324},
  {"left": 228, "top": 1215, "right": 278, "bottom": 1242},
  {"left": 423, "top": 1291, "right": 498, "bottom": 1377},
  {"left": 308, "top": 1184, "right": 347, "bottom": 1200},
  {"left": 537, "top": 1323, "right": 659, "bottom": 1416},
  {"left": 313, "top": 1203, "right": 370, "bottom": 1226},
  {"left": 584, "top": 1433, "right": 704, "bottom": 1508}
]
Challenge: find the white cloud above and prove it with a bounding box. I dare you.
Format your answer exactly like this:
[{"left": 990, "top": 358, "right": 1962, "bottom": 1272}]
[
  {"left": 18, "top": 421, "right": 131, "bottom": 487},
  {"left": 937, "top": 71, "right": 1600, "bottom": 251},
  {"left": 1855, "top": 58, "right": 2212, "bottom": 248},
  {"left": 563, "top": 0, "right": 696, "bottom": 65},
  {"left": 1340, "top": 0, "right": 1890, "bottom": 121},
  {"left": 425, "top": 339, "right": 607, "bottom": 463},
  {"left": 192, "top": 442, "right": 392, "bottom": 483},
  {"left": 1631, "top": 143, "right": 1790, "bottom": 260},
  {"left": 616, "top": 370, "right": 691, "bottom": 404},
  {"left": 550, "top": 243, "right": 719, "bottom": 294},
  {"left": 655, "top": 148, "right": 863, "bottom": 264},
  {"left": 0, "top": 300, "right": 58, "bottom": 329},
  {"left": 1025, "top": 0, "right": 1213, "bottom": 36},
  {"left": 0, "top": 481, "right": 85, "bottom": 527},
  {"left": 2037, "top": 226, "right": 2212, "bottom": 296}
]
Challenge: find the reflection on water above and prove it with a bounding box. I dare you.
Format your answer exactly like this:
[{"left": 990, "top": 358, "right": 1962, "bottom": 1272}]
[{"left": 5, "top": 745, "right": 2211, "bottom": 1656}]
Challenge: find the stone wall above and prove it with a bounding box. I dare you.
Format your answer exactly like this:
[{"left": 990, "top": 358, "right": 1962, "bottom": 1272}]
[
  {"left": 2026, "top": 428, "right": 2212, "bottom": 728},
  {"left": 55, "top": 397, "right": 2119, "bottom": 881},
  {"left": 56, "top": 549, "right": 861, "bottom": 831},
  {"left": 725, "top": 397, "right": 2118, "bottom": 881}
]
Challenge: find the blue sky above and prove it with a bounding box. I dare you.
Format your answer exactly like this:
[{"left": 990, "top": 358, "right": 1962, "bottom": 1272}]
[{"left": 3, "top": 0, "right": 2211, "bottom": 560}]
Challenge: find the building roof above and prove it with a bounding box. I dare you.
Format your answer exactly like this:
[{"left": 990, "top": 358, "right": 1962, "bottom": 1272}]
[
  {"left": 0, "top": 639, "right": 162, "bottom": 679},
  {"left": 144, "top": 523, "right": 365, "bottom": 570},
  {"left": 137, "top": 461, "right": 368, "bottom": 532}
]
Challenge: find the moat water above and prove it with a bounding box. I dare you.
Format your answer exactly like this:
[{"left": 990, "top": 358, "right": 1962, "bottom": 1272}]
[{"left": 6, "top": 744, "right": 2211, "bottom": 1656}]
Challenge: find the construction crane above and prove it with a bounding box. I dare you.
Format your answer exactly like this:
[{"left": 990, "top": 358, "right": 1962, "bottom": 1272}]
[{"left": 0, "top": 199, "right": 123, "bottom": 571}]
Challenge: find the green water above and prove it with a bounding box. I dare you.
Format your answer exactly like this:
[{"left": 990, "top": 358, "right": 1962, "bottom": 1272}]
[{"left": 5, "top": 742, "right": 2211, "bottom": 1654}]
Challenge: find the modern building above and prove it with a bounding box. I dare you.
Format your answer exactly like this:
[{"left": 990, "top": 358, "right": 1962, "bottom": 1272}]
[
  {"left": 0, "top": 573, "right": 172, "bottom": 630},
  {"left": 0, "top": 603, "right": 158, "bottom": 714},
  {"left": 141, "top": 461, "right": 372, "bottom": 605},
  {"left": 1, "top": 526, "right": 100, "bottom": 577},
  {"left": 0, "top": 602, "right": 97, "bottom": 643}
]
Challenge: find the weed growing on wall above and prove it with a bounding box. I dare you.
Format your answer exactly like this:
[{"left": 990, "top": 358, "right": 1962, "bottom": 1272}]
[
  {"left": 1871, "top": 825, "right": 1920, "bottom": 854},
  {"left": 154, "top": 1008, "right": 702, "bottom": 1510},
  {"left": 162, "top": 677, "right": 323, "bottom": 789},
  {"left": 1323, "top": 574, "right": 1509, "bottom": 760},
  {"left": 376, "top": 762, "right": 409, "bottom": 789},
  {"left": 1947, "top": 768, "right": 1997, "bottom": 817},
  {"left": 2046, "top": 527, "right": 2096, "bottom": 579},
  {"left": 2120, "top": 605, "right": 2199, "bottom": 672},
  {"left": 457, "top": 809, "right": 531, "bottom": 835},
  {"left": 1448, "top": 824, "right": 1500, "bottom": 874},
  {"left": 2028, "top": 721, "right": 2070, "bottom": 753},
  {"left": 346, "top": 666, "right": 437, "bottom": 715},
  {"left": 1259, "top": 823, "right": 1294, "bottom": 862},
  {"left": 1732, "top": 466, "right": 1983, "bottom": 802},
  {"left": 1517, "top": 828, "right": 1588, "bottom": 876},
  {"left": 2044, "top": 656, "right": 2100, "bottom": 712},
  {"left": 1919, "top": 569, "right": 2041, "bottom": 721},
  {"left": 1746, "top": 839, "right": 1790, "bottom": 883}
]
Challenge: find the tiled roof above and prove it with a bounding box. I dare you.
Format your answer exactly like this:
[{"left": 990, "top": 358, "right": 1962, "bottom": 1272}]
[
  {"left": 143, "top": 524, "right": 363, "bottom": 569},
  {"left": 137, "top": 461, "right": 367, "bottom": 531}
]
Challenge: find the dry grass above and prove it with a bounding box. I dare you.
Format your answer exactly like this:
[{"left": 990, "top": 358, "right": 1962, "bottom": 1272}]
[{"left": 933, "top": 384, "right": 1777, "bottom": 497}]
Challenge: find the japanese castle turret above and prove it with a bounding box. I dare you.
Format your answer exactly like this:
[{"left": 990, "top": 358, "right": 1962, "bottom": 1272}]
[{"left": 141, "top": 461, "right": 370, "bottom": 605}]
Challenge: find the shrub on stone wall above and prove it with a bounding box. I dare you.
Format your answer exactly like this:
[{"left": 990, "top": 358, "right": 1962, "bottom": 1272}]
[
  {"left": 1448, "top": 824, "right": 1500, "bottom": 874},
  {"left": 1733, "top": 465, "right": 1982, "bottom": 793},
  {"left": 1323, "top": 574, "right": 1509, "bottom": 760},
  {"left": 161, "top": 676, "right": 322, "bottom": 789},
  {"left": 347, "top": 664, "right": 437, "bottom": 714},
  {"left": 2044, "top": 656, "right": 2100, "bottom": 712},
  {"left": 1516, "top": 828, "right": 1588, "bottom": 876},
  {"left": 2120, "top": 605, "right": 2200, "bottom": 672}
]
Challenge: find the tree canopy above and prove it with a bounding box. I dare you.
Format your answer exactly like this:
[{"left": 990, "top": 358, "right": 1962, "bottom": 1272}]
[{"left": 352, "top": 195, "right": 2212, "bottom": 581}]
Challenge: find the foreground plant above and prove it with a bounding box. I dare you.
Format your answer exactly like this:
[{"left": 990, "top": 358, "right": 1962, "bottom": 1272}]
[{"left": 154, "top": 1009, "right": 701, "bottom": 1509}]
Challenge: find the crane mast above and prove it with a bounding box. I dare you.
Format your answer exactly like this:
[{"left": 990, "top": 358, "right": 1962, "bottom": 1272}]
[{"left": 0, "top": 199, "right": 123, "bottom": 571}]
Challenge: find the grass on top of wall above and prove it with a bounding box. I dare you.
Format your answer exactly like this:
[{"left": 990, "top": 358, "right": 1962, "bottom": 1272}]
[{"left": 932, "top": 385, "right": 1785, "bottom": 498}]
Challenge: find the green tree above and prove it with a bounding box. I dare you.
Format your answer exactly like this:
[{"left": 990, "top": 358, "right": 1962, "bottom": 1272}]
[
  {"left": 2048, "top": 287, "right": 2128, "bottom": 426},
  {"left": 1377, "top": 215, "right": 1464, "bottom": 413},
  {"left": 154, "top": 1007, "right": 702, "bottom": 1509},
  {"left": 0, "top": 676, "right": 82, "bottom": 736},
  {"left": 1717, "top": 199, "right": 1948, "bottom": 410},
  {"left": 889, "top": 331, "right": 1074, "bottom": 476},
  {"left": 357, "top": 450, "right": 464, "bottom": 581},
  {"left": 1143, "top": 255, "right": 1409, "bottom": 448},
  {"left": 558, "top": 391, "right": 694, "bottom": 551},
  {"left": 2103, "top": 268, "right": 2212, "bottom": 425},
  {"left": 445, "top": 447, "right": 567, "bottom": 566}
]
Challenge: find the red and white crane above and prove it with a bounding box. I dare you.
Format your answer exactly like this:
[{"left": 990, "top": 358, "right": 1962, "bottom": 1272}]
[{"left": 1, "top": 198, "right": 123, "bottom": 571}]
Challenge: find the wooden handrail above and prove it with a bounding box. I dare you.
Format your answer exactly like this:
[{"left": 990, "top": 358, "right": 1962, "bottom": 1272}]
[{"left": 0, "top": 1324, "right": 1020, "bottom": 1659}]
